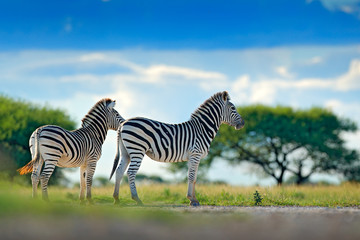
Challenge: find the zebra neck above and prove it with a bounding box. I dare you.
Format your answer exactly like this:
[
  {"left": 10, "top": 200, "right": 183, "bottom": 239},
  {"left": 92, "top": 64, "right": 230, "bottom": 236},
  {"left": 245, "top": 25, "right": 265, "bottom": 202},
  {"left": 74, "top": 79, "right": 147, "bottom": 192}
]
[
  {"left": 84, "top": 122, "right": 108, "bottom": 143},
  {"left": 191, "top": 109, "right": 221, "bottom": 141},
  {"left": 81, "top": 109, "right": 109, "bottom": 143}
]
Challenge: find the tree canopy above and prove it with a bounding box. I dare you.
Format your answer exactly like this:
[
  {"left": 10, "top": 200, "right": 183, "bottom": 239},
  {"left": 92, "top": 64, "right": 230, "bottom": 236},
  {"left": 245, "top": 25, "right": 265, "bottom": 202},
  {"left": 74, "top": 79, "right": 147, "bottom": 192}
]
[
  {"left": 0, "top": 95, "right": 76, "bottom": 184},
  {"left": 206, "top": 105, "right": 359, "bottom": 185}
]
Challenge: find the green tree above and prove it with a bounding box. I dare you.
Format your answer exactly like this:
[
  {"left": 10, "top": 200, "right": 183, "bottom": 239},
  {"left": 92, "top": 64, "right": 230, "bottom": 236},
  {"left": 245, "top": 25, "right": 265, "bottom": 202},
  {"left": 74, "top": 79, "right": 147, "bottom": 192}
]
[
  {"left": 340, "top": 154, "right": 360, "bottom": 182},
  {"left": 207, "top": 105, "right": 359, "bottom": 185},
  {"left": 0, "top": 95, "right": 76, "bottom": 184}
]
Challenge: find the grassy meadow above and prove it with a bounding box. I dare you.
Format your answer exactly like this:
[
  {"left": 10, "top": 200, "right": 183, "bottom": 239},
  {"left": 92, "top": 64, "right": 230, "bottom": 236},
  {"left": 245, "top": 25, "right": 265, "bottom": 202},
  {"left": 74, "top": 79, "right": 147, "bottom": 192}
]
[{"left": 0, "top": 180, "right": 359, "bottom": 218}]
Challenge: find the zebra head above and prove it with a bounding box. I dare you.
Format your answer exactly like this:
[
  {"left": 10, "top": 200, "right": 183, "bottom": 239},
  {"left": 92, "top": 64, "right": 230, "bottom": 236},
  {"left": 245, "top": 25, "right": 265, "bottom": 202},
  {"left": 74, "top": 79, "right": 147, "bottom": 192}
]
[
  {"left": 220, "top": 91, "right": 245, "bottom": 130},
  {"left": 105, "top": 99, "right": 125, "bottom": 131}
]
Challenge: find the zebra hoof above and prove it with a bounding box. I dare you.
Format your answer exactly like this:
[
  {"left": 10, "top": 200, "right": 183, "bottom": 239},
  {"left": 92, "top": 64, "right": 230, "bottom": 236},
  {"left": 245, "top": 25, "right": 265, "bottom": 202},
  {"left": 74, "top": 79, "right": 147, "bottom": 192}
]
[
  {"left": 190, "top": 201, "right": 200, "bottom": 207},
  {"left": 114, "top": 199, "right": 120, "bottom": 205},
  {"left": 80, "top": 199, "right": 86, "bottom": 205},
  {"left": 132, "top": 196, "right": 143, "bottom": 206}
]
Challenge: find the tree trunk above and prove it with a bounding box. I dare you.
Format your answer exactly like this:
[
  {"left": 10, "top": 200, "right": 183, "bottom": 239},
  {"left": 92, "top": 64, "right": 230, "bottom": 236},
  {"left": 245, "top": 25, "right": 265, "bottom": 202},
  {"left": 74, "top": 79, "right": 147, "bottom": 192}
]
[
  {"left": 277, "top": 167, "right": 286, "bottom": 186},
  {"left": 295, "top": 174, "right": 310, "bottom": 185}
]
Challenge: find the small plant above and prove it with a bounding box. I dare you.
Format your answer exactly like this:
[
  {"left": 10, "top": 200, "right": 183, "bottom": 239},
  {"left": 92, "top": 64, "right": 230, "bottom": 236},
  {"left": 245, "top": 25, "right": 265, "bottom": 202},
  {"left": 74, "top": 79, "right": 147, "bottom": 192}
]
[
  {"left": 163, "top": 188, "right": 171, "bottom": 197},
  {"left": 253, "top": 190, "right": 263, "bottom": 206}
]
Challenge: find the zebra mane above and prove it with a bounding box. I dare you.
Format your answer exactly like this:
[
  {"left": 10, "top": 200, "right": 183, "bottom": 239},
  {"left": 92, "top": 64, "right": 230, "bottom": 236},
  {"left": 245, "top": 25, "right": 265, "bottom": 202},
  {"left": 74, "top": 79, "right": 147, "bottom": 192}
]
[
  {"left": 190, "top": 91, "right": 230, "bottom": 119},
  {"left": 81, "top": 98, "right": 114, "bottom": 127}
]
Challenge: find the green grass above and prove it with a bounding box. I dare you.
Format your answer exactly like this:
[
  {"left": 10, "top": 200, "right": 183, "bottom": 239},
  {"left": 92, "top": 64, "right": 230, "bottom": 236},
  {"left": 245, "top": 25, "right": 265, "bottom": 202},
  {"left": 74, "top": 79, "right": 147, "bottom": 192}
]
[{"left": 0, "top": 180, "right": 359, "bottom": 219}]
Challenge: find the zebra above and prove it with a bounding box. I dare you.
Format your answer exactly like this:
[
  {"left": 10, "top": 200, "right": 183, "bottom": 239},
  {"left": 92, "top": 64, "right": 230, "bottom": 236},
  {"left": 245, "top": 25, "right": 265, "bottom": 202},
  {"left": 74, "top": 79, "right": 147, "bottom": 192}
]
[
  {"left": 18, "top": 98, "right": 125, "bottom": 203},
  {"left": 110, "top": 91, "right": 244, "bottom": 206}
]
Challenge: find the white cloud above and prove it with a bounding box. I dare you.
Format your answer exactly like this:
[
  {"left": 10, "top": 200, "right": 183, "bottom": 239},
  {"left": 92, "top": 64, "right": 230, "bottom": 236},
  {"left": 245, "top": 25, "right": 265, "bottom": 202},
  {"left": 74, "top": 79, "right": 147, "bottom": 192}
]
[
  {"left": 77, "top": 53, "right": 227, "bottom": 86},
  {"left": 325, "top": 99, "right": 360, "bottom": 123},
  {"left": 314, "top": 0, "right": 360, "bottom": 17},
  {"left": 306, "top": 56, "right": 323, "bottom": 65},
  {"left": 281, "top": 59, "right": 360, "bottom": 91},
  {"left": 335, "top": 59, "right": 360, "bottom": 91},
  {"left": 249, "top": 81, "right": 277, "bottom": 104},
  {"left": 78, "top": 53, "right": 144, "bottom": 73},
  {"left": 275, "top": 66, "right": 294, "bottom": 78},
  {"left": 243, "top": 58, "right": 360, "bottom": 103},
  {"left": 342, "top": 131, "right": 360, "bottom": 150},
  {"left": 293, "top": 78, "right": 333, "bottom": 89},
  {"left": 198, "top": 79, "right": 230, "bottom": 92},
  {"left": 233, "top": 75, "right": 250, "bottom": 89},
  {"left": 325, "top": 99, "right": 360, "bottom": 150},
  {"left": 144, "top": 64, "right": 227, "bottom": 83},
  {"left": 230, "top": 75, "right": 250, "bottom": 104},
  {"left": 108, "top": 81, "right": 151, "bottom": 118},
  {"left": 79, "top": 53, "right": 106, "bottom": 62},
  {"left": 341, "top": 5, "right": 356, "bottom": 13}
]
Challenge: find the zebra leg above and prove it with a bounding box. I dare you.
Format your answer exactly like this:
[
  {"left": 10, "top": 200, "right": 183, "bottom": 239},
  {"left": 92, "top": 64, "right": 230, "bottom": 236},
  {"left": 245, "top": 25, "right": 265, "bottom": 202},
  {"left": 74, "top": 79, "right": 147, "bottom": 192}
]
[
  {"left": 85, "top": 160, "right": 97, "bottom": 204},
  {"left": 40, "top": 160, "right": 58, "bottom": 201},
  {"left": 127, "top": 153, "right": 144, "bottom": 205},
  {"left": 29, "top": 131, "right": 38, "bottom": 198},
  {"left": 113, "top": 154, "right": 130, "bottom": 205},
  {"left": 187, "top": 157, "right": 201, "bottom": 206},
  {"left": 31, "top": 157, "right": 44, "bottom": 198},
  {"left": 79, "top": 164, "right": 86, "bottom": 204}
]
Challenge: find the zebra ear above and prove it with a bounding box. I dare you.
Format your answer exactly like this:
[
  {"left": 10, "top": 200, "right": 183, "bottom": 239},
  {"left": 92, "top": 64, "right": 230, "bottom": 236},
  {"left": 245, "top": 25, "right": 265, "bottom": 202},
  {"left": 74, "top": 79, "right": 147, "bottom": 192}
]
[
  {"left": 107, "top": 100, "right": 116, "bottom": 109},
  {"left": 222, "top": 91, "right": 229, "bottom": 101}
]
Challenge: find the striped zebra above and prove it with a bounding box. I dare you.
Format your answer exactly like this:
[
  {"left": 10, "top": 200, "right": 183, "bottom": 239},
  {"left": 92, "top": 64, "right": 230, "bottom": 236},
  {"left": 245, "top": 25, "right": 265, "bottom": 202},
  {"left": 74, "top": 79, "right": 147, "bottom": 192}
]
[
  {"left": 110, "top": 91, "right": 244, "bottom": 206},
  {"left": 18, "top": 98, "right": 125, "bottom": 203}
]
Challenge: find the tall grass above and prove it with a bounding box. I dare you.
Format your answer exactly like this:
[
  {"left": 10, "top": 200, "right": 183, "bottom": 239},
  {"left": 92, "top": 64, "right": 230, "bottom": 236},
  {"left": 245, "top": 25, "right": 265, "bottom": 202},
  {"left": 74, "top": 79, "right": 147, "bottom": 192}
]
[{"left": 0, "top": 180, "right": 359, "bottom": 218}]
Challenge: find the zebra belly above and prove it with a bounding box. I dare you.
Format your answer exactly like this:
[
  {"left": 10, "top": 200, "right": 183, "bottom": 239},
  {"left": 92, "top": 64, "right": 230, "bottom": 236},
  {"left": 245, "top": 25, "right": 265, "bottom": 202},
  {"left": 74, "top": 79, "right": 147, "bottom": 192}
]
[
  {"left": 145, "top": 148, "right": 189, "bottom": 163},
  {"left": 56, "top": 155, "right": 84, "bottom": 168}
]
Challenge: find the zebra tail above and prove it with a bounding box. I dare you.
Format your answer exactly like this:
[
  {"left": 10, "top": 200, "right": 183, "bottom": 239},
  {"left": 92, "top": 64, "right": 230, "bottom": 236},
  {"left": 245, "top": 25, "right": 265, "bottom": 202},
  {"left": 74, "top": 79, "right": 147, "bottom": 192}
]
[
  {"left": 17, "top": 128, "right": 42, "bottom": 175},
  {"left": 17, "top": 160, "right": 34, "bottom": 175},
  {"left": 109, "top": 127, "right": 122, "bottom": 180}
]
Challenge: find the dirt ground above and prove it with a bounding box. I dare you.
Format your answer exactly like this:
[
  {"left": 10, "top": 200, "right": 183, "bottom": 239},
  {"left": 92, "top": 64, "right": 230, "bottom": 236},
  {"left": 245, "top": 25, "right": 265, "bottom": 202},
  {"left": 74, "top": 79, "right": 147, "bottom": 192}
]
[{"left": 1, "top": 206, "right": 360, "bottom": 240}]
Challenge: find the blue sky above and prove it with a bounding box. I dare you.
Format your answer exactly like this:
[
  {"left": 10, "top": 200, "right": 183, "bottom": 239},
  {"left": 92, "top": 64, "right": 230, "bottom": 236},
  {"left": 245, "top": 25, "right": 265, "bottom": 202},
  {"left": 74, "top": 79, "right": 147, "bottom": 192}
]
[
  {"left": 1, "top": 0, "right": 360, "bottom": 49},
  {"left": 1, "top": 0, "right": 360, "bottom": 185}
]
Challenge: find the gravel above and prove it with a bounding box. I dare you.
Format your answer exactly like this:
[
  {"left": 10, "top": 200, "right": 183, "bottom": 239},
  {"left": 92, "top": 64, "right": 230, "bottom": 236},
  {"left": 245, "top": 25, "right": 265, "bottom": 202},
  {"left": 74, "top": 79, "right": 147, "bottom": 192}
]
[{"left": 1, "top": 206, "right": 359, "bottom": 240}]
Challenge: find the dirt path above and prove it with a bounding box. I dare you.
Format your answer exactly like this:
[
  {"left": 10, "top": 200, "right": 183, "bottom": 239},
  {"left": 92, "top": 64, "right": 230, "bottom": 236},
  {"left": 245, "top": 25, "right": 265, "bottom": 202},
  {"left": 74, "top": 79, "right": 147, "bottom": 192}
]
[{"left": 1, "top": 206, "right": 360, "bottom": 240}]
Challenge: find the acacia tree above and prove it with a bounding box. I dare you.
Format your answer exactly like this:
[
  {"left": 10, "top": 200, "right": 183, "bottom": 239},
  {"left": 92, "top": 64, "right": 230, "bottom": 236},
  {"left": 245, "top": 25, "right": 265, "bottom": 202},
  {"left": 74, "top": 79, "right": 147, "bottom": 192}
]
[
  {"left": 0, "top": 95, "right": 76, "bottom": 184},
  {"left": 206, "top": 105, "right": 359, "bottom": 185}
]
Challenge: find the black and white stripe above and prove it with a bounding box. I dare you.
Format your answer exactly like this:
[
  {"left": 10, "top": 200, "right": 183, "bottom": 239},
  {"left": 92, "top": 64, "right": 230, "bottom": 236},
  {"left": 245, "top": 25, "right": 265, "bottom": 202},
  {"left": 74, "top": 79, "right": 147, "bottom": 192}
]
[
  {"left": 110, "top": 91, "right": 244, "bottom": 206},
  {"left": 19, "top": 98, "right": 125, "bottom": 202}
]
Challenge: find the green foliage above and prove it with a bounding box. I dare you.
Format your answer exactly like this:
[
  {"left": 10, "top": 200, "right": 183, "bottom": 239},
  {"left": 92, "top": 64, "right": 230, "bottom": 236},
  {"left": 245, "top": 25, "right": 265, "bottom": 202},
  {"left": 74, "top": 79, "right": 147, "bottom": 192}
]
[
  {"left": 207, "top": 105, "right": 359, "bottom": 185},
  {"left": 339, "top": 152, "right": 360, "bottom": 182},
  {"left": 0, "top": 95, "right": 76, "bottom": 184},
  {"left": 253, "top": 190, "right": 263, "bottom": 206}
]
